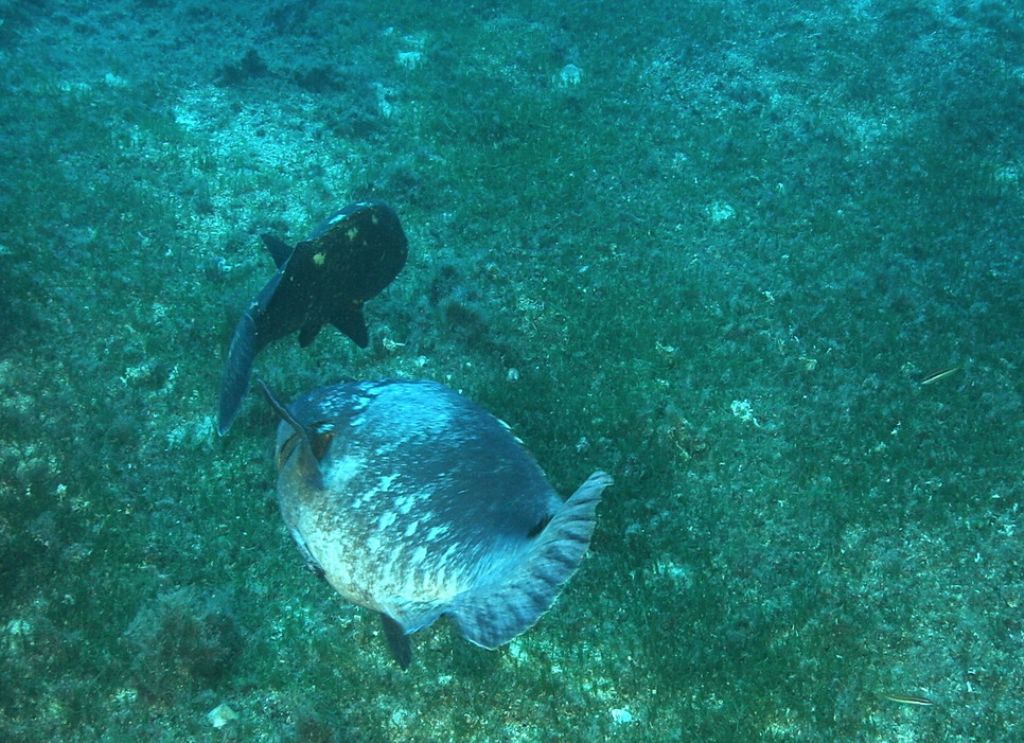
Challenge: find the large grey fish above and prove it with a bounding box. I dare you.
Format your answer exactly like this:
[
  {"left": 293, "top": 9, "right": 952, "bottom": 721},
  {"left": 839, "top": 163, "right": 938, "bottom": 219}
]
[
  {"left": 259, "top": 378, "right": 611, "bottom": 668},
  {"left": 218, "top": 201, "right": 407, "bottom": 435}
]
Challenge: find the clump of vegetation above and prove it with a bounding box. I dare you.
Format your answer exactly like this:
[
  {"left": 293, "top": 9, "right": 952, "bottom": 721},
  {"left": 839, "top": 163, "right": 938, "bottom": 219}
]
[{"left": 123, "top": 586, "right": 242, "bottom": 702}]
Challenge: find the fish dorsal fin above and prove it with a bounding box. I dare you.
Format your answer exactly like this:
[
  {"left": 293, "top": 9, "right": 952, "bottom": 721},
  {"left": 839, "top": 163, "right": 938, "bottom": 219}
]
[
  {"left": 260, "top": 233, "right": 293, "bottom": 269},
  {"left": 449, "top": 471, "right": 612, "bottom": 649}
]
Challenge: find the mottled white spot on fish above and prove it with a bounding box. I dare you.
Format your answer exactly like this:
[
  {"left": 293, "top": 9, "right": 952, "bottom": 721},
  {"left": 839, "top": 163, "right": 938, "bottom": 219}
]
[
  {"left": 325, "top": 454, "right": 366, "bottom": 491},
  {"left": 409, "top": 546, "right": 427, "bottom": 566},
  {"left": 378, "top": 511, "right": 397, "bottom": 529},
  {"left": 386, "top": 544, "right": 406, "bottom": 570},
  {"left": 376, "top": 474, "right": 398, "bottom": 492}
]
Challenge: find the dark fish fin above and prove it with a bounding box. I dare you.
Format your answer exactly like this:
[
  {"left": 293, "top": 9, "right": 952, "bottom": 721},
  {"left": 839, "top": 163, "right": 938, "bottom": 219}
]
[
  {"left": 450, "top": 471, "right": 612, "bottom": 649},
  {"left": 260, "top": 233, "right": 293, "bottom": 269},
  {"left": 298, "top": 321, "right": 322, "bottom": 348},
  {"left": 379, "top": 613, "right": 412, "bottom": 670},
  {"left": 331, "top": 305, "right": 369, "bottom": 348},
  {"left": 255, "top": 378, "right": 325, "bottom": 490},
  {"left": 254, "top": 378, "right": 306, "bottom": 439},
  {"left": 218, "top": 310, "right": 258, "bottom": 435}
]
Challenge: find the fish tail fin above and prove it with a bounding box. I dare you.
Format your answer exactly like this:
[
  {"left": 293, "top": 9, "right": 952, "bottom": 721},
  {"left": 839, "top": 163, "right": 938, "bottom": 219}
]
[
  {"left": 451, "top": 470, "right": 612, "bottom": 649},
  {"left": 217, "top": 311, "right": 257, "bottom": 435}
]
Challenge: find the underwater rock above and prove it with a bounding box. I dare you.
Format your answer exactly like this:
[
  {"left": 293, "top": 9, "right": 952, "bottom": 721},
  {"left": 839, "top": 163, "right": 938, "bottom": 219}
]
[{"left": 124, "top": 587, "right": 241, "bottom": 700}]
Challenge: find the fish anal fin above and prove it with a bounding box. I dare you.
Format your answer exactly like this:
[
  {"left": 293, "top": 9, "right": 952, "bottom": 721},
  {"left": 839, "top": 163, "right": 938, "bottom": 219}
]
[
  {"left": 332, "top": 305, "right": 369, "bottom": 348},
  {"left": 260, "top": 233, "right": 293, "bottom": 269},
  {"left": 451, "top": 470, "right": 612, "bottom": 649},
  {"left": 379, "top": 613, "right": 412, "bottom": 670}
]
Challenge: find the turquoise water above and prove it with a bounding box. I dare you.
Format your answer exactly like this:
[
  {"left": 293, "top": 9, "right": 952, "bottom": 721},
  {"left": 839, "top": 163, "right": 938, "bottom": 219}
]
[{"left": 1, "top": 1, "right": 1021, "bottom": 740}]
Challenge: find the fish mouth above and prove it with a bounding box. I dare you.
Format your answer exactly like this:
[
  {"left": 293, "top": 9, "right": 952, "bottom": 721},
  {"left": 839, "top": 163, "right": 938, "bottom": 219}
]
[{"left": 276, "top": 432, "right": 303, "bottom": 470}]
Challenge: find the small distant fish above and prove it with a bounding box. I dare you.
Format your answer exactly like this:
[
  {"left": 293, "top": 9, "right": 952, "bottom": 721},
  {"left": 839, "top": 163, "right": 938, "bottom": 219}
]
[
  {"left": 217, "top": 202, "right": 407, "bottom": 434},
  {"left": 883, "top": 692, "right": 936, "bottom": 706},
  {"left": 259, "top": 378, "right": 612, "bottom": 668},
  {"left": 919, "top": 365, "right": 960, "bottom": 386}
]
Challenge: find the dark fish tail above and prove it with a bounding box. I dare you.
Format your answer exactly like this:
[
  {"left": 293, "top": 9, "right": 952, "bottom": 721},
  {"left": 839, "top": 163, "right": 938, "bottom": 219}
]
[
  {"left": 450, "top": 470, "right": 612, "bottom": 649},
  {"left": 217, "top": 310, "right": 258, "bottom": 435}
]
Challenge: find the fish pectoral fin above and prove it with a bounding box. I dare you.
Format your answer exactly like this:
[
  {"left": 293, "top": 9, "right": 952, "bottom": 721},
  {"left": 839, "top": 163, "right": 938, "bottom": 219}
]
[
  {"left": 218, "top": 311, "right": 258, "bottom": 435},
  {"left": 450, "top": 470, "right": 612, "bottom": 649},
  {"left": 379, "top": 613, "right": 412, "bottom": 670},
  {"left": 331, "top": 305, "right": 369, "bottom": 348},
  {"left": 298, "top": 321, "right": 322, "bottom": 347},
  {"left": 260, "top": 233, "right": 293, "bottom": 269}
]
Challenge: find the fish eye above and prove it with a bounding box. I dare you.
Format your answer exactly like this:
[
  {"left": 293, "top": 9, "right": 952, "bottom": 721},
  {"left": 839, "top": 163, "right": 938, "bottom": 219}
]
[
  {"left": 311, "top": 421, "right": 335, "bottom": 460},
  {"left": 312, "top": 432, "right": 334, "bottom": 460}
]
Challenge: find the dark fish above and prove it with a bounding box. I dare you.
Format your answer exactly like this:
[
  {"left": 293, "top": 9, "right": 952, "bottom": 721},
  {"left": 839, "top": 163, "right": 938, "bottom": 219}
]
[
  {"left": 258, "top": 378, "right": 611, "bottom": 668},
  {"left": 218, "top": 201, "right": 407, "bottom": 434}
]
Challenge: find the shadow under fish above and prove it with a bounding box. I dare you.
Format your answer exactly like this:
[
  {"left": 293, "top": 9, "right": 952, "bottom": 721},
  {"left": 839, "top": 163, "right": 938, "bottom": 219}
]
[
  {"left": 258, "top": 378, "right": 611, "bottom": 669},
  {"left": 218, "top": 201, "right": 407, "bottom": 434}
]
